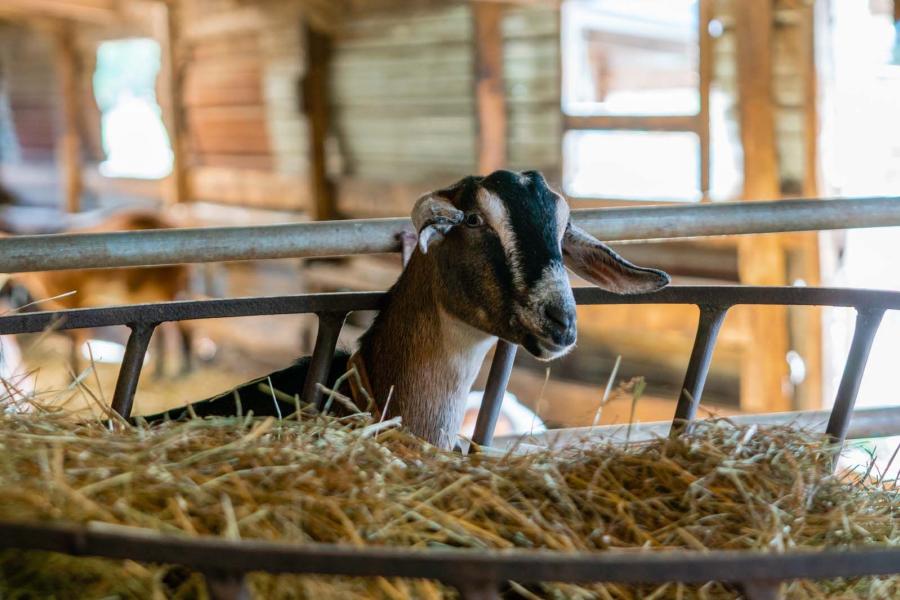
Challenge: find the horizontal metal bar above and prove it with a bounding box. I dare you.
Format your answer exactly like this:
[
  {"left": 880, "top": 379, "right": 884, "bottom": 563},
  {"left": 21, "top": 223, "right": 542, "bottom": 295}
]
[
  {"left": 1, "top": 198, "right": 898, "bottom": 272},
  {"left": 0, "top": 292, "right": 385, "bottom": 335},
  {"left": 572, "top": 285, "right": 900, "bottom": 310},
  {"left": 3, "top": 286, "right": 900, "bottom": 338},
  {"left": 0, "top": 520, "right": 896, "bottom": 585},
  {"left": 493, "top": 405, "right": 900, "bottom": 449}
]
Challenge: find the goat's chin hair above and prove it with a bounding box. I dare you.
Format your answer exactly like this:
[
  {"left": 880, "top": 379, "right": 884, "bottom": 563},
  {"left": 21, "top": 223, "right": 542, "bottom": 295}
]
[{"left": 531, "top": 343, "right": 575, "bottom": 363}]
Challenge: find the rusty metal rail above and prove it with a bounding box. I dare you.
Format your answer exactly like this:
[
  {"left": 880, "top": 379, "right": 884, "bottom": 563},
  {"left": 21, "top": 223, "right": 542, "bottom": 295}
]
[
  {"left": 1, "top": 196, "right": 899, "bottom": 272},
  {"left": 1, "top": 285, "right": 897, "bottom": 450},
  {"left": 0, "top": 519, "right": 896, "bottom": 600}
]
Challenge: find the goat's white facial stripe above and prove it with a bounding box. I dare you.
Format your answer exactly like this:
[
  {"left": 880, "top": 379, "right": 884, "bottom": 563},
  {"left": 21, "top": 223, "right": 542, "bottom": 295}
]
[{"left": 476, "top": 187, "right": 525, "bottom": 290}]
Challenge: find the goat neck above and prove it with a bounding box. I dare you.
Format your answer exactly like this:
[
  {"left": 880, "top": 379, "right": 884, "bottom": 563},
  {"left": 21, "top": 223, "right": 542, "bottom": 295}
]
[{"left": 357, "top": 251, "right": 495, "bottom": 449}]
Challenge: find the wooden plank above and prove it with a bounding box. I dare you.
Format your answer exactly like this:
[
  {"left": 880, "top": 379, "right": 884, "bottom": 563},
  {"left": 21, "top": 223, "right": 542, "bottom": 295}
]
[
  {"left": 53, "top": 24, "right": 82, "bottom": 213},
  {"left": 193, "top": 153, "right": 274, "bottom": 170},
  {"left": 564, "top": 114, "right": 700, "bottom": 132},
  {"left": 801, "top": 2, "right": 819, "bottom": 197},
  {"left": 303, "top": 24, "right": 335, "bottom": 220},
  {"left": 1, "top": 0, "right": 119, "bottom": 23},
  {"left": 735, "top": 0, "right": 790, "bottom": 413},
  {"left": 336, "top": 177, "right": 450, "bottom": 218},
  {"left": 473, "top": 2, "right": 507, "bottom": 174},
  {"left": 699, "top": 0, "right": 713, "bottom": 197},
  {"left": 156, "top": 1, "right": 186, "bottom": 204},
  {"left": 333, "top": 45, "right": 472, "bottom": 71},
  {"left": 182, "top": 5, "right": 267, "bottom": 41},
  {"left": 189, "top": 166, "right": 308, "bottom": 211},
  {"left": 183, "top": 84, "right": 264, "bottom": 108},
  {"left": 797, "top": 1, "right": 821, "bottom": 409},
  {"left": 189, "top": 34, "right": 259, "bottom": 60},
  {"left": 332, "top": 76, "right": 473, "bottom": 100}
]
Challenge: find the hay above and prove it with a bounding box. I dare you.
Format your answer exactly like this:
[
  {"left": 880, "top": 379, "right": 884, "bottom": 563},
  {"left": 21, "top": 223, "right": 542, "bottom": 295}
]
[{"left": 0, "top": 402, "right": 897, "bottom": 599}]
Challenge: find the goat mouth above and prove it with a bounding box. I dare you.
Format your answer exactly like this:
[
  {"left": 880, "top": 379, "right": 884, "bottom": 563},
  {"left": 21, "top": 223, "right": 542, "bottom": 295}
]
[{"left": 524, "top": 335, "right": 575, "bottom": 362}]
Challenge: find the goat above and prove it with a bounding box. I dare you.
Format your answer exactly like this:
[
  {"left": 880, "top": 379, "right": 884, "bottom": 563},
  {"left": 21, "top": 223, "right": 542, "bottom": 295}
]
[
  {"left": 151, "top": 171, "right": 669, "bottom": 448},
  {"left": 9, "top": 211, "right": 193, "bottom": 377}
]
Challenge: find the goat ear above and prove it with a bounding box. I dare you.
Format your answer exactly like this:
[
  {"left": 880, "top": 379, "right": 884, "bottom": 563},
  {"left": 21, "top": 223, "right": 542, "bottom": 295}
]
[
  {"left": 563, "top": 223, "right": 670, "bottom": 294},
  {"left": 411, "top": 194, "right": 464, "bottom": 254}
]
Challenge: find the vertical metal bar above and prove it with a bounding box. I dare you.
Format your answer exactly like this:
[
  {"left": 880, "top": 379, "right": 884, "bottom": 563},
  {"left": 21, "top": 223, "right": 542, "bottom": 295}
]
[
  {"left": 204, "top": 572, "right": 251, "bottom": 600},
  {"left": 698, "top": 0, "right": 713, "bottom": 199},
  {"left": 111, "top": 322, "right": 157, "bottom": 417},
  {"left": 456, "top": 581, "right": 501, "bottom": 600},
  {"left": 472, "top": 340, "right": 517, "bottom": 447},
  {"left": 826, "top": 308, "right": 885, "bottom": 446},
  {"left": 671, "top": 305, "right": 729, "bottom": 433},
  {"left": 302, "top": 312, "right": 347, "bottom": 409},
  {"left": 739, "top": 581, "right": 782, "bottom": 600}
]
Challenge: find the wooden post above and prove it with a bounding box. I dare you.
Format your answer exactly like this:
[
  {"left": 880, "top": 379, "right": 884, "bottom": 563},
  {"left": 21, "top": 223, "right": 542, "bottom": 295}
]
[
  {"left": 472, "top": 2, "right": 506, "bottom": 174},
  {"left": 894, "top": 0, "right": 900, "bottom": 25},
  {"left": 735, "top": 0, "right": 791, "bottom": 413},
  {"left": 302, "top": 23, "right": 334, "bottom": 221},
  {"left": 797, "top": 1, "right": 822, "bottom": 411},
  {"left": 53, "top": 24, "right": 82, "bottom": 213},
  {"left": 698, "top": 0, "right": 712, "bottom": 199},
  {"left": 156, "top": 0, "right": 187, "bottom": 204}
]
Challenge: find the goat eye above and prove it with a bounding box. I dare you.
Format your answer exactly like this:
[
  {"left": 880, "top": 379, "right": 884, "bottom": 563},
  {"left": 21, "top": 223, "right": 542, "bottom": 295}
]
[{"left": 465, "top": 213, "right": 484, "bottom": 228}]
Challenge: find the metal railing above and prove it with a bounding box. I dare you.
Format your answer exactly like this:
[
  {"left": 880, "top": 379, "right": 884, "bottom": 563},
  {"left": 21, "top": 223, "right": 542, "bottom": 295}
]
[
  {"left": 2, "top": 197, "right": 900, "bottom": 598},
  {"left": 1, "top": 284, "right": 896, "bottom": 450},
  {"left": 0, "top": 520, "right": 897, "bottom": 600},
  {"left": 1, "top": 196, "right": 899, "bottom": 272}
]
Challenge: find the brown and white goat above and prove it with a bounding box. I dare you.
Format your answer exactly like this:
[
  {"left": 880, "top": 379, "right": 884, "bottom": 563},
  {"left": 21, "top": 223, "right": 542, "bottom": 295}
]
[{"left": 157, "top": 171, "right": 669, "bottom": 448}]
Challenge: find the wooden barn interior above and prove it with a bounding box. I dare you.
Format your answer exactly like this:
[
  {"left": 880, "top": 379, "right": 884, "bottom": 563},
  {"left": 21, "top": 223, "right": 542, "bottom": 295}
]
[{"left": 1, "top": 0, "right": 899, "bottom": 434}]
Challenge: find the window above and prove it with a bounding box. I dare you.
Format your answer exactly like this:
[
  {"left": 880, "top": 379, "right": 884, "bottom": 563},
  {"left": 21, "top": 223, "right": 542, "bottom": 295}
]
[
  {"left": 561, "top": 0, "right": 712, "bottom": 202},
  {"left": 93, "top": 38, "right": 172, "bottom": 179},
  {"left": 0, "top": 56, "right": 19, "bottom": 164}
]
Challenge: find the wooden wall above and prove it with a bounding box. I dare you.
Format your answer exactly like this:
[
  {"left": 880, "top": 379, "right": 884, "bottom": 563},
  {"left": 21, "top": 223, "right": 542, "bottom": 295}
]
[
  {"left": 712, "top": 0, "right": 814, "bottom": 194},
  {"left": 502, "top": 4, "right": 560, "bottom": 179},
  {"left": 178, "top": 0, "right": 311, "bottom": 211},
  {"left": 0, "top": 21, "right": 65, "bottom": 207},
  {"left": 331, "top": 1, "right": 562, "bottom": 218},
  {"left": 0, "top": 24, "right": 59, "bottom": 164}
]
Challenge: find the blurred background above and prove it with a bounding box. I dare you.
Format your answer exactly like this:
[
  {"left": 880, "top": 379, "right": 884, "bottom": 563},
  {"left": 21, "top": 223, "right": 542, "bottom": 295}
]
[{"left": 0, "top": 0, "right": 899, "bottom": 445}]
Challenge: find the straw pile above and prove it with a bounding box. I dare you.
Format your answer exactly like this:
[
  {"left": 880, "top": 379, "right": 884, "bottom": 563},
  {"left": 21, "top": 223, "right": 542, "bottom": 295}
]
[{"left": 0, "top": 402, "right": 897, "bottom": 599}]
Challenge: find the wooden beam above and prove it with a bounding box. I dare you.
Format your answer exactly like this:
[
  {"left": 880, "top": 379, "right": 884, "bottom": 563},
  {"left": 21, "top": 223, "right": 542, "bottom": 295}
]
[
  {"left": 1, "top": 0, "right": 119, "bottom": 24},
  {"left": 735, "top": 0, "right": 790, "bottom": 413},
  {"left": 303, "top": 23, "right": 335, "bottom": 220},
  {"left": 797, "top": 1, "right": 822, "bottom": 410},
  {"left": 802, "top": 3, "right": 819, "bottom": 197},
  {"left": 564, "top": 114, "right": 699, "bottom": 133},
  {"left": 53, "top": 24, "right": 83, "bottom": 214},
  {"left": 154, "top": 1, "right": 187, "bottom": 204},
  {"left": 698, "top": 0, "right": 712, "bottom": 198},
  {"left": 472, "top": 2, "right": 507, "bottom": 173},
  {"left": 736, "top": 2, "right": 779, "bottom": 200}
]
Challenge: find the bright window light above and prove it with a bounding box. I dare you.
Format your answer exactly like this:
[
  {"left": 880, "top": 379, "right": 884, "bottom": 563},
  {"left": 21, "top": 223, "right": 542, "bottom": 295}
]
[
  {"left": 564, "top": 130, "right": 701, "bottom": 200},
  {"left": 93, "top": 38, "right": 173, "bottom": 179}
]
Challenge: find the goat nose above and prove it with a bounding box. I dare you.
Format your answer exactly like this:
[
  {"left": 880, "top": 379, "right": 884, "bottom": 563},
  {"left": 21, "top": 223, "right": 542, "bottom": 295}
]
[{"left": 543, "top": 304, "right": 576, "bottom": 343}]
